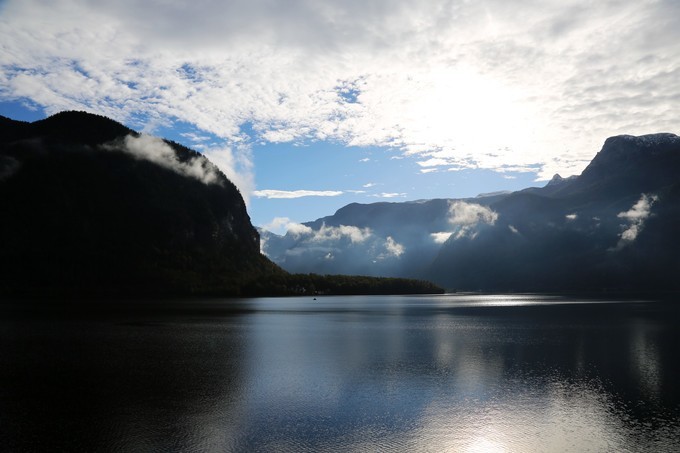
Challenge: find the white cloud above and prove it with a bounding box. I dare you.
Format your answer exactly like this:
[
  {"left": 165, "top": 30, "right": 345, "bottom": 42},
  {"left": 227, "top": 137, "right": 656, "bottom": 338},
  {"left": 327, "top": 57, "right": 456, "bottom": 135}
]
[
  {"left": 312, "top": 224, "right": 372, "bottom": 244},
  {"left": 374, "top": 192, "right": 407, "bottom": 198},
  {"left": 449, "top": 201, "right": 499, "bottom": 226},
  {"left": 259, "top": 236, "right": 268, "bottom": 256},
  {"left": 618, "top": 195, "right": 658, "bottom": 223},
  {"left": 203, "top": 144, "right": 254, "bottom": 203},
  {"left": 253, "top": 189, "right": 343, "bottom": 199},
  {"left": 2, "top": 0, "right": 679, "bottom": 179},
  {"left": 105, "top": 134, "right": 221, "bottom": 185},
  {"left": 614, "top": 193, "right": 658, "bottom": 249},
  {"left": 262, "top": 217, "right": 313, "bottom": 237},
  {"left": 448, "top": 200, "right": 499, "bottom": 239},
  {"left": 417, "top": 158, "right": 451, "bottom": 168},
  {"left": 262, "top": 217, "right": 291, "bottom": 233},
  {"left": 383, "top": 236, "right": 405, "bottom": 257},
  {"left": 508, "top": 225, "right": 519, "bottom": 234},
  {"left": 180, "top": 132, "right": 211, "bottom": 143},
  {"left": 287, "top": 222, "right": 314, "bottom": 237},
  {"left": 430, "top": 232, "right": 453, "bottom": 244},
  {"left": 565, "top": 213, "right": 578, "bottom": 221}
]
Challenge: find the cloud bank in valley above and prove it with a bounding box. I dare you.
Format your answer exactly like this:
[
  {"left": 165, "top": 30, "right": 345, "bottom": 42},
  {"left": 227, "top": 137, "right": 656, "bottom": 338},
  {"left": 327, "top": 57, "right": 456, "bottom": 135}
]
[
  {"left": 260, "top": 221, "right": 406, "bottom": 270},
  {"left": 311, "top": 224, "right": 372, "bottom": 244},
  {"left": 2, "top": 0, "right": 679, "bottom": 192}
]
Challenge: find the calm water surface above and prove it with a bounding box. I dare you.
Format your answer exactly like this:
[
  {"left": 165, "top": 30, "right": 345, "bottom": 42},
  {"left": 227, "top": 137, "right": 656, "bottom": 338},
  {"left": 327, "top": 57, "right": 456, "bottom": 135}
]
[{"left": 1, "top": 294, "right": 679, "bottom": 452}]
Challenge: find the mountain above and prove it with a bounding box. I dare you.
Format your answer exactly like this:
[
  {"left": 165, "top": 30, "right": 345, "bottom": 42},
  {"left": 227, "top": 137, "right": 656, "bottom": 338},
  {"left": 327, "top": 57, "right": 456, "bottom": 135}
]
[
  {"left": 0, "top": 111, "right": 279, "bottom": 296},
  {"left": 260, "top": 198, "right": 460, "bottom": 279},
  {"left": 0, "top": 111, "right": 443, "bottom": 297},
  {"left": 263, "top": 133, "right": 680, "bottom": 292},
  {"left": 431, "top": 133, "right": 680, "bottom": 291},
  {"left": 259, "top": 192, "right": 511, "bottom": 280}
]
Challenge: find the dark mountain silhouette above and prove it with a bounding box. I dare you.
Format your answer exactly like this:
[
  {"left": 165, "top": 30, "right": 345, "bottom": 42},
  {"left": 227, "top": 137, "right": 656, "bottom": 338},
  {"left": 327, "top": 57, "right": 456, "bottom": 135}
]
[
  {"left": 431, "top": 133, "right": 680, "bottom": 291},
  {"left": 263, "top": 133, "right": 680, "bottom": 292},
  {"left": 0, "top": 111, "right": 442, "bottom": 297},
  {"left": 0, "top": 111, "right": 275, "bottom": 296}
]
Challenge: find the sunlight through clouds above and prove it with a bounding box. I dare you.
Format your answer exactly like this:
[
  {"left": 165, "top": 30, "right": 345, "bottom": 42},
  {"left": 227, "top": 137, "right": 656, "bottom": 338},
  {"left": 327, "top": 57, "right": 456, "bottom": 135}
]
[{"left": 1, "top": 0, "right": 679, "bottom": 190}]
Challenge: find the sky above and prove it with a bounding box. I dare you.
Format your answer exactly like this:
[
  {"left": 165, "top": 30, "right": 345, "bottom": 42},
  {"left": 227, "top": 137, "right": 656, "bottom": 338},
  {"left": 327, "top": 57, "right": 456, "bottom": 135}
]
[{"left": 1, "top": 0, "right": 678, "bottom": 233}]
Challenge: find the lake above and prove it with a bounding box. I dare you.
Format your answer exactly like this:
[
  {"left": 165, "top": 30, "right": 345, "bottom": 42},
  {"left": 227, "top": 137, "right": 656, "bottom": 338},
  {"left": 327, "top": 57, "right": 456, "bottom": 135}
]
[{"left": 1, "top": 294, "right": 679, "bottom": 452}]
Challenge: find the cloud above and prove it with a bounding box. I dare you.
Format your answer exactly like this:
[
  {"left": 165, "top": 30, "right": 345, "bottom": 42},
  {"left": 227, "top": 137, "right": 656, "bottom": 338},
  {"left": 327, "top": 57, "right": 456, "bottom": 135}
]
[
  {"left": 105, "top": 134, "right": 222, "bottom": 185},
  {"left": 448, "top": 200, "right": 499, "bottom": 239},
  {"left": 180, "top": 132, "right": 211, "bottom": 143},
  {"left": 508, "top": 225, "right": 519, "bottom": 234},
  {"left": 430, "top": 232, "right": 453, "bottom": 244},
  {"left": 263, "top": 219, "right": 374, "bottom": 245},
  {"left": 2, "top": 0, "right": 679, "bottom": 179},
  {"left": 262, "top": 217, "right": 312, "bottom": 237},
  {"left": 565, "top": 213, "right": 578, "bottom": 221},
  {"left": 383, "top": 236, "right": 405, "bottom": 258},
  {"left": 287, "top": 222, "right": 314, "bottom": 237},
  {"left": 449, "top": 201, "right": 498, "bottom": 226},
  {"left": 253, "top": 189, "right": 343, "bottom": 199},
  {"left": 618, "top": 194, "right": 657, "bottom": 223},
  {"left": 373, "top": 192, "right": 407, "bottom": 198},
  {"left": 613, "top": 193, "right": 658, "bottom": 249},
  {"left": 262, "top": 217, "right": 290, "bottom": 231},
  {"left": 312, "top": 224, "right": 372, "bottom": 244},
  {"left": 203, "top": 144, "right": 254, "bottom": 203}
]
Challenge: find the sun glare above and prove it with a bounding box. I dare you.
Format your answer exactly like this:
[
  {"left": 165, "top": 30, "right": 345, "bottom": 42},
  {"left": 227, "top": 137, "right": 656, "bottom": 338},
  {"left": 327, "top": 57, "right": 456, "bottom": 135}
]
[
  {"left": 403, "top": 67, "right": 543, "bottom": 166},
  {"left": 466, "top": 435, "right": 508, "bottom": 453}
]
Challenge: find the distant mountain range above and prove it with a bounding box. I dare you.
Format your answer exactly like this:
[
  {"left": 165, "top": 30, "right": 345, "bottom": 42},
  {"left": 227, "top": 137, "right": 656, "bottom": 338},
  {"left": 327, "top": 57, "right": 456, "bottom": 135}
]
[
  {"left": 262, "top": 133, "right": 680, "bottom": 292},
  {"left": 0, "top": 111, "right": 441, "bottom": 297}
]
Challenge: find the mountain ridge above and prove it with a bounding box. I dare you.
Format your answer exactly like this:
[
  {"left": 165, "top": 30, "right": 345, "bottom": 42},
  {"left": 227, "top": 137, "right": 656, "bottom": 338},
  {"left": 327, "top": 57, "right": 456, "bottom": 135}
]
[
  {"left": 0, "top": 111, "right": 270, "bottom": 296},
  {"left": 0, "top": 111, "right": 443, "bottom": 297},
  {"left": 263, "top": 132, "right": 680, "bottom": 292}
]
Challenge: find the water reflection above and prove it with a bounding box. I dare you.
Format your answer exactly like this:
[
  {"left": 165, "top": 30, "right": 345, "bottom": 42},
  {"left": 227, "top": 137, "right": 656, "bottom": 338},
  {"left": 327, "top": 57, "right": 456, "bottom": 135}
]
[
  {"left": 236, "top": 296, "right": 680, "bottom": 452},
  {"left": 0, "top": 295, "right": 678, "bottom": 451},
  {"left": 0, "top": 308, "right": 250, "bottom": 451}
]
